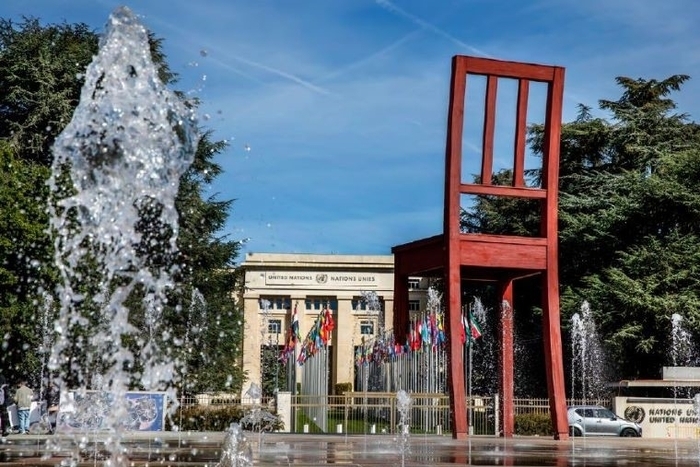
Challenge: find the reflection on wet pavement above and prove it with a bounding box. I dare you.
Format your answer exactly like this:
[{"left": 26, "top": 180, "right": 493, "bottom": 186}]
[{"left": 1, "top": 432, "right": 698, "bottom": 466}]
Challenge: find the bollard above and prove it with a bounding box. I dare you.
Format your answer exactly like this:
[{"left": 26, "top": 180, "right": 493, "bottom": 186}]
[
  {"left": 336, "top": 424, "right": 343, "bottom": 434},
  {"left": 436, "top": 425, "right": 442, "bottom": 435},
  {"left": 303, "top": 424, "right": 309, "bottom": 433},
  {"left": 370, "top": 424, "right": 376, "bottom": 434}
]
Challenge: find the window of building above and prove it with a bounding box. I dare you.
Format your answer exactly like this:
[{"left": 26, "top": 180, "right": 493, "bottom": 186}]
[
  {"left": 352, "top": 296, "right": 385, "bottom": 312},
  {"left": 408, "top": 278, "right": 421, "bottom": 290},
  {"left": 409, "top": 300, "right": 420, "bottom": 311},
  {"left": 360, "top": 321, "right": 375, "bottom": 335},
  {"left": 305, "top": 297, "right": 337, "bottom": 311},
  {"left": 268, "top": 319, "right": 282, "bottom": 334},
  {"left": 259, "top": 296, "right": 291, "bottom": 311}
]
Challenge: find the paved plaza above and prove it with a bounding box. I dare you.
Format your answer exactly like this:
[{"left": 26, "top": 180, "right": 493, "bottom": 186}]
[{"left": 2, "top": 431, "right": 700, "bottom": 466}]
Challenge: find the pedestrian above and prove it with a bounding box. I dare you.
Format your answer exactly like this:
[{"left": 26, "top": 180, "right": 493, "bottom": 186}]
[
  {"left": 15, "top": 379, "right": 33, "bottom": 435},
  {"left": 45, "top": 382, "right": 60, "bottom": 433},
  {"left": 0, "top": 376, "right": 10, "bottom": 436}
]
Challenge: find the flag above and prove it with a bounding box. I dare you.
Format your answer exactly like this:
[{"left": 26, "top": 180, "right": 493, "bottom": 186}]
[
  {"left": 412, "top": 320, "right": 422, "bottom": 351},
  {"left": 324, "top": 307, "right": 335, "bottom": 334},
  {"left": 436, "top": 312, "right": 446, "bottom": 345},
  {"left": 421, "top": 315, "right": 431, "bottom": 345},
  {"left": 318, "top": 307, "right": 334, "bottom": 344},
  {"left": 279, "top": 303, "right": 301, "bottom": 364},
  {"left": 469, "top": 311, "right": 483, "bottom": 340},
  {"left": 290, "top": 303, "right": 300, "bottom": 342}
]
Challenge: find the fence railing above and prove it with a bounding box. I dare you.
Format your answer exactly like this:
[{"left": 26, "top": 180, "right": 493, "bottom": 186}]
[
  {"left": 512, "top": 397, "right": 612, "bottom": 416},
  {"left": 290, "top": 392, "right": 501, "bottom": 435},
  {"left": 180, "top": 392, "right": 612, "bottom": 435},
  {"left": 291, "top": 394, "right": 614, "bottom": 434}
]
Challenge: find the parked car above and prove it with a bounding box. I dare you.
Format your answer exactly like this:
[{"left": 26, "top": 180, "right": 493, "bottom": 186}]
[{"left": 567, "top": 405, "right": 642, "bottom": 437}]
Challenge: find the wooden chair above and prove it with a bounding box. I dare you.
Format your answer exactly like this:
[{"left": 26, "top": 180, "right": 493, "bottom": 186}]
[{"left": 391, "top": 55, "right": 568, "bottom": 439}]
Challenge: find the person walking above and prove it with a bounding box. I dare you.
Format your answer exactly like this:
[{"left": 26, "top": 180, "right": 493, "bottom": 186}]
[
  {"left": 0, "top": 376, "right": 10, "bottom": 436},
  {"left": 15, "top": 380, "right": 33, "bottom": 434},
  {"left": 45, "top": 382, "right": 60, "bottom": 433}
]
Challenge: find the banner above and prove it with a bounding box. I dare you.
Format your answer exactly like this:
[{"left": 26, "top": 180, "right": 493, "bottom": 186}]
[{"left": 56, "top": 390, "right": 166, "bottom": 432}]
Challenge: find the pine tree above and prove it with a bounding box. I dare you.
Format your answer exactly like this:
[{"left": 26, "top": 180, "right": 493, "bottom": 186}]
[{"left": 0, "top": 16, "right": 244, "bottom": 392}]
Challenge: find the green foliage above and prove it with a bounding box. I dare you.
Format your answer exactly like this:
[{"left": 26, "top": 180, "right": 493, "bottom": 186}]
[
  {"left": 0, "top": 18, "right": 98, "bottom": 164},
  {"left": 260, "top": 342, "right": 286, "bottom": 397},
  {"left": 335, "top": 382, "right": 352, "bottom": 395},
  {"left": 555, "top": 75, "right": 700, "bottom": 378},
  {"left": 0, "top": 143, "right": 53, "bottom": 384},
  {"left": 0, "top": 16, "right": 243, "bottom": 394},
  {"left": 467, "top": 73, "right": 700, "bottom": 384},
  {"left": 514, "top": 413, "right": 553, "bottom": 436},
  {"left": 171, "top": 130, "right": 243, "bottom": 394}
]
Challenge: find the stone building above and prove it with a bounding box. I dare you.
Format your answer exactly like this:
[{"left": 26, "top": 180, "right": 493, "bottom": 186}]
[{"left": 239, "top": 252, "right": 429, "bottom": 395}]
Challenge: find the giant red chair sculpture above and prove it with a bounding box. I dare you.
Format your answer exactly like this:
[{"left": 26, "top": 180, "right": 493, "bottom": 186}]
[{"left": 392, "top": 55, "right": 568, "bottom": 440}]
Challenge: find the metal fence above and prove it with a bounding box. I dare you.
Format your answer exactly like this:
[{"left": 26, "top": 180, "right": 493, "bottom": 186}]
[
  {"left": 291, "top": 392, "right": 494, "bottom": 435},
  {"left": 512, "top": 397, "right": 612, "bottom": 416},
  {"left": 289, "top": 394, "right": 612, "bottom": 435},
  {"left": 180, "top": 392, "right": 612, "bottom": 435}
]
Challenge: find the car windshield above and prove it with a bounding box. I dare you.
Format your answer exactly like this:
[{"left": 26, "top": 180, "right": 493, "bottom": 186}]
[{"left": 575, "top": 408, "right": 615, "bottom": 419}]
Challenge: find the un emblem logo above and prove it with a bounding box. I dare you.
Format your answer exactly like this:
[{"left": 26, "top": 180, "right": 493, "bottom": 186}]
[{"left": 624, "top": 406, "right": 645, "bottom": 423}]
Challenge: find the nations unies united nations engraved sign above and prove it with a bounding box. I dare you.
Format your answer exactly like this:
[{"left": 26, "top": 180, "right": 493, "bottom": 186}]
[{"left": 264, "top": 271, "right": 378, "bottom": 288}]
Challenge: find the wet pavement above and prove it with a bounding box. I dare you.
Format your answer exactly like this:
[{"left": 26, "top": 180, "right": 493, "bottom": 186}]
[{"left": 2, "top": 431, "right": 700, "bottom": 466}]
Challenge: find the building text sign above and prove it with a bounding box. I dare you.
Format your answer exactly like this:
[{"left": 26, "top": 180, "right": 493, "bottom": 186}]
[
  {"left": 265, "top": 271, "right": 378, "bottom": 288},
  {"left": 615, "top": 396, "right": 700, "bottom": 438}
]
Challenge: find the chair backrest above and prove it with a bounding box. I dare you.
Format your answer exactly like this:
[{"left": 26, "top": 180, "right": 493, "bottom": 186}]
[{"left": 443, "top": 56, "right": 565, "bottom": 242}]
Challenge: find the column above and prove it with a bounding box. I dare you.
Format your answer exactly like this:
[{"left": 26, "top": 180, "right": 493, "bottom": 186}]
[
  {"left": 242, "top": 295, "right": 262, "bottom": 395},
  {"left": 334, "top": 297, "right": 355, "bottom": 392}
]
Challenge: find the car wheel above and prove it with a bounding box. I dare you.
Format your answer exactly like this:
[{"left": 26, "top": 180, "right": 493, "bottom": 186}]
[
  {"left": 569, "top": 426, "right": 582, "bottom": 437},
  {"left": 620, "top": 428, "right": 638, "bottom": 437}
]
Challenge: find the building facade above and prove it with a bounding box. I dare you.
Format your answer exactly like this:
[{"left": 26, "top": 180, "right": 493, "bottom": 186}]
[{"left": 240, "top": 252, "right": 429, "bottom": 395}]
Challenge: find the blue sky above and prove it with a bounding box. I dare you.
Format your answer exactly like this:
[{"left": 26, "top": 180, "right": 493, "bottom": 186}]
[{"left": 5, "top": 0, "right": 700, "bottom": 259}]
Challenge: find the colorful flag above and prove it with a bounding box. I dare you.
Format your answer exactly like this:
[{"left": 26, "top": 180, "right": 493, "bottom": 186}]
[
  {"left": 327, "top": 307, "right": 336, "bottom": 330},
  {"left": 460, "top": 313, "right": 468, "bottom": 345},
  {"left": 279, "top": 303, "right": 302, "bottom": 364},
  {"left": 290, "top": 303, "right": 300, "bottom": 342},
  {"left": 421, "top": 315, "right": 431, "bottom": 344},
  {"left": 469, "top": 311, "right": 483, "bottom": 340},
  {"left": 412, "top": 319, "right": 422, "bottom": 350}
]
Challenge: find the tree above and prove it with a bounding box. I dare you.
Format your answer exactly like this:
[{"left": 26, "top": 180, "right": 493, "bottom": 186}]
[
  {"left": 0, "top": 18, "right": 97, "bottom": 164},
  {"left": 474, "top": 75, "right": 700, "bottom": 383},
  {"left": 173, "top": 131, "right": 244, "bottom": 393},
  {"left": 0, "top": 16, "right": 243, "bottom": 393},
  {"left": 0, "top": 143, "right": 53, "bottom": 383}
]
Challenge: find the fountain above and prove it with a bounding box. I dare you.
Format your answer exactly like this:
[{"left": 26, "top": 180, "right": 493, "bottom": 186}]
[
  {"left": 216, "top": 423, "right": 253, "bottom": 467},
  {"left": 671, "top": 313, "right": 696, "bottom": 370},
  {"left": 46, "top": 5, "right": 197, "bottom": 465},
  {"left": 7, "top": 5, "right": 700, "bottom": 466},
  {"left": 396, "top": 389, "right": 412, "bottom": 467},
  {"left": 570, "top": 301, "right": 608, "bottom": 402}
]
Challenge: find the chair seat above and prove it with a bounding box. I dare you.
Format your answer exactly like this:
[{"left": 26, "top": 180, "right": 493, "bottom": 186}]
[{"left": 393, "top": 233, "right": 547, "bottom": 279}]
